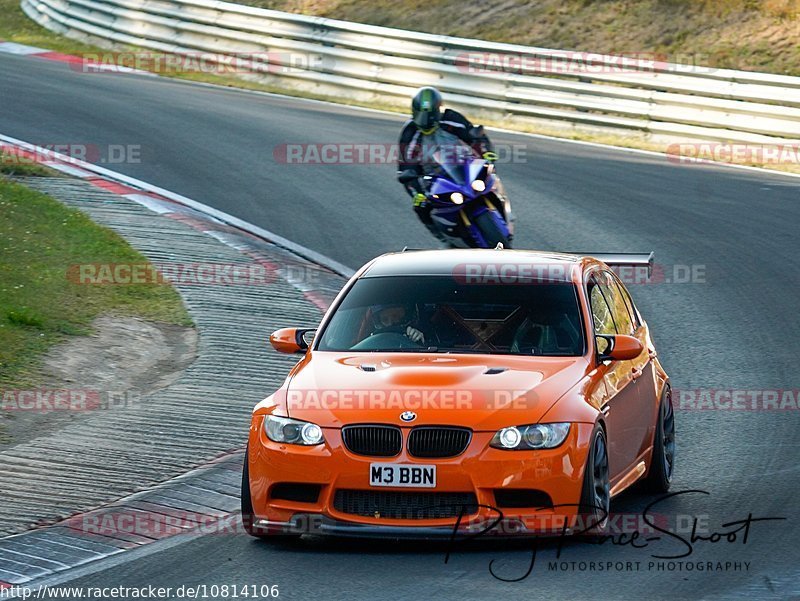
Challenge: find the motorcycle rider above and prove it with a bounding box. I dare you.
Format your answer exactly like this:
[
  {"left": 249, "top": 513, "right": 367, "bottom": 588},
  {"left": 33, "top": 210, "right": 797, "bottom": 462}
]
[{"left": 397, "top": 87, "right": 498, "bottom": 241}]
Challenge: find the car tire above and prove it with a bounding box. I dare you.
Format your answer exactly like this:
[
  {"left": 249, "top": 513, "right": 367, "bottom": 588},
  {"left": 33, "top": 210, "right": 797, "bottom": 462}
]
[
  {"left": 641, "top": 387, "right": 675, "bottom": 493},
  {"left": 241, "top": 447, "right": 300, "bottom": 540},
  {"left": 474, "top": 211, "right": 511, "bottom": 248},
  {"left": 578, "top": 426, "right": 610, "bottom": 532}
]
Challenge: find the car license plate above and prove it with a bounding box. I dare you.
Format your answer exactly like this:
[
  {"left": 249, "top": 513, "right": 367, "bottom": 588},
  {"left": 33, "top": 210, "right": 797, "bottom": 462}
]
[{"left": 369, "top": 463, "right": 436, "bottom": 488}]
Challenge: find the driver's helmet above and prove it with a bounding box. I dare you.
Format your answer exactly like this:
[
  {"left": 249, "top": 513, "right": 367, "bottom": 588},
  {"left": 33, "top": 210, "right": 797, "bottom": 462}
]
[
  {"left": 411, "top": 87, "right": 443, "bottom": 134},
  {"left": 370, "top": 303, "right": 415, "bottom": 331}
]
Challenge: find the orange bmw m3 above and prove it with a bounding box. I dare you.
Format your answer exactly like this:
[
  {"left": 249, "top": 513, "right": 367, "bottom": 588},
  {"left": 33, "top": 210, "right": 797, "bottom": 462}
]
[{"left": 241, "top": 249, "right": 674, "bottom": 539}]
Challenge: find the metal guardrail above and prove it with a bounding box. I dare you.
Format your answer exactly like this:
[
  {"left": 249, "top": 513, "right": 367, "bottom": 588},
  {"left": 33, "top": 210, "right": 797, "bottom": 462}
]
[{"left": 20, "top": 0, "right": 800, "bottom": 143}]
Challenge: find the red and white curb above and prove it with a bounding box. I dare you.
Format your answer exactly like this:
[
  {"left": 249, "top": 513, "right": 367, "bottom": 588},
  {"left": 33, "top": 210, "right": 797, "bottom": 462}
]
[{"left": 0, "top": 40, "right": 151, "bottom": 74}]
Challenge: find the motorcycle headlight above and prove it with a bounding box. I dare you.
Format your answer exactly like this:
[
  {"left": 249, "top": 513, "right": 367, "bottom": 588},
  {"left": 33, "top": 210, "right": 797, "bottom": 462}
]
[
  {"left": 490, "top": 423, "right": 570, "bottom": 450},
  {"left": 450, "top": 192, "right": 464, "bottom": 205},
  {"left": 264, "top": 415, "right": 324, "bottom": 445},
  {"left": 471, "top": 180, "right": 486, "bottom": 192}
]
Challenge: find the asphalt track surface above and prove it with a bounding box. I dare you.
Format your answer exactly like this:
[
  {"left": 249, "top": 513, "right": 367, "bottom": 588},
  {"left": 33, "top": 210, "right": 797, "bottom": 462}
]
[{"left": 2, "top": 53, "right": 800, "bottom": 600}]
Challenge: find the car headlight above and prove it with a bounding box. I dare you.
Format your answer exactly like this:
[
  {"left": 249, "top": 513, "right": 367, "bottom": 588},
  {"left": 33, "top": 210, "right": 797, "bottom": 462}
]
[
  {"left": 264, "top": 415, "right": 324, "bottom": 445},
  {"left": 490, "top": 423, "right": 570, "bottom": 450}
]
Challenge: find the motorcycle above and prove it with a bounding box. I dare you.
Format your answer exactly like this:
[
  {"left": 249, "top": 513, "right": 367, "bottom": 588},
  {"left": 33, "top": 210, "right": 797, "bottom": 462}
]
[{"left": 399, "top": 148, "right": 515, "bottom": 249}]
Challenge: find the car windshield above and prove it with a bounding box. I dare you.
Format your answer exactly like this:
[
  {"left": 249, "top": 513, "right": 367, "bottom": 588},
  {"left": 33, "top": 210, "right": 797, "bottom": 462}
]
[{"left": 315, "top": 276, "right": 585, "bottom": 356}]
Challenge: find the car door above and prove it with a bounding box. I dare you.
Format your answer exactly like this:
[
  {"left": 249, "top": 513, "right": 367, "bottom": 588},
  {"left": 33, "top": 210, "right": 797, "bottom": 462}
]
[
  {"left": 587, "top": 272, "right": 643, "bottom": 480},
  {"left": 609, "top": 272, "right": 658, "bottom": 461}
]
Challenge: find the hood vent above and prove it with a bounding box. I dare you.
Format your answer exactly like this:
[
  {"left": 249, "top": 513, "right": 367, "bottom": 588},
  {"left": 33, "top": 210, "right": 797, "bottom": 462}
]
[
  {"left": 484, "top": 367, "right": 507, "bottom": 375},
  {"left": 359, "top": 364, "right": 377, "bottom": 372}
]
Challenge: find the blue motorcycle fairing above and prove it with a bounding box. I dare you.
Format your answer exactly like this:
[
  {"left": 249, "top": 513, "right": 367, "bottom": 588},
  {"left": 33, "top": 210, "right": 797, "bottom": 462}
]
[{"left": 423, "top": 153, "right": 511, "bottom": 248}]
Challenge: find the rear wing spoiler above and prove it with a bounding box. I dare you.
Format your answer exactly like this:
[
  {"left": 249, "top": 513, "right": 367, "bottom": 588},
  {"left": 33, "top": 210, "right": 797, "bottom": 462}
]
[{"left": 569, "top": 252, "right": 655, "bottom": 278}]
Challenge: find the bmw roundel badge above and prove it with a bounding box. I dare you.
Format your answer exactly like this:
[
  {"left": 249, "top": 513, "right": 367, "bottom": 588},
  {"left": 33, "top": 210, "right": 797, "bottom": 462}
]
[{"left": 400, "top": 411, "right": 417, "bottom": 422}]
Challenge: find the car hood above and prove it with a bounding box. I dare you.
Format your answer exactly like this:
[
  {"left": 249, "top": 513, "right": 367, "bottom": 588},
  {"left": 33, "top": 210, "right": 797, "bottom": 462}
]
[{"left": 283, "top": 352, "right": 589, "bottom": 431}]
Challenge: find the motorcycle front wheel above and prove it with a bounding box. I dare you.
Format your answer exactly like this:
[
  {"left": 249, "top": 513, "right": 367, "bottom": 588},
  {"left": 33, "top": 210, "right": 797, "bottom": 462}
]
[{"left": 474, "top": 211, "right": 512, "bottom": 248}]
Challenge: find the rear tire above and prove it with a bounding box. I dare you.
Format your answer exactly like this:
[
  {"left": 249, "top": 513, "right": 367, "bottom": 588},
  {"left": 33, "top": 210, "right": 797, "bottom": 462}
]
[
  {"left": 241, "top": 448, "right": 300, "bottom": 540},
  {"left": 642, "top": 387, "right": 675, "bottom": 493},
  {"left": 578, "top": 426, "right": 610, "bottom": 532},
  {"left": 474, "top": 211, "right": 511, "bottom": 248}
]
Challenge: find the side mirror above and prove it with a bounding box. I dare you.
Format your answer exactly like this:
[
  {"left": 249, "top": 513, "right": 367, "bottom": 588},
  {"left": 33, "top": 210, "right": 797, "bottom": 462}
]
[
  {"left": 596, "top": 334, "right": 643, "bottom": 361},
  {"left": 270, "top": 328, "right": 316, "bottom": 354},
  {"left": 397, "top": 169, "right": 418, "bottom": 184}
]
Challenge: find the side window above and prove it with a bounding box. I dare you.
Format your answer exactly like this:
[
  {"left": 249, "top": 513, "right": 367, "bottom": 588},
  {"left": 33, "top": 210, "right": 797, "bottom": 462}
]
[
  {"left": 588, "top": 274, "right": 616, "bottom": 354},
  {"left": 612, "top": 275, "right": 641, "bottom": 330},
  {"left": 599, "top": 271, "right": 634, "bottom": 336}
]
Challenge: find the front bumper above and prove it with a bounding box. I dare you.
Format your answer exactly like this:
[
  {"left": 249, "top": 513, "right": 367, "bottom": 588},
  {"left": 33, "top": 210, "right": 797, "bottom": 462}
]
[
  {"left": 252, "top": 514, "right": 576, "bottom": 540},
  {"left": 247, "top": 420, "right": 595, "bottom": 537}
]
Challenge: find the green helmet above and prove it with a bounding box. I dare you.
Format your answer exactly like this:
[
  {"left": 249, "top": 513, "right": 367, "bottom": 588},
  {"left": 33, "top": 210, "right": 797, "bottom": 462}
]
[{"left": 411, "top": 87, "right": 443, "bottom": 132}]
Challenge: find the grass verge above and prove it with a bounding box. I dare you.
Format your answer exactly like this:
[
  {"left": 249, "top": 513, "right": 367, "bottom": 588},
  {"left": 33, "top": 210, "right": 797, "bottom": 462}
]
[
  {"left": 240, "top": 0, "right": 800, "bottom": 76},
  {"left": 0, "top": 162, "right": 192, "bottom": 389},
  {"left": 0, "top": 0, "right": 102, "bottom": 54}
]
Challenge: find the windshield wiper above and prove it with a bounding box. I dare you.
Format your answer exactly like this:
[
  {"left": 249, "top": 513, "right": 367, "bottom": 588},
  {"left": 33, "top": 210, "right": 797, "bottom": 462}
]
[
  {"left": 352, "top": 347, "right": 439, "bottom": 353},
  {"left": 429, "top": 348, "right": 490, "bottom": 354}
]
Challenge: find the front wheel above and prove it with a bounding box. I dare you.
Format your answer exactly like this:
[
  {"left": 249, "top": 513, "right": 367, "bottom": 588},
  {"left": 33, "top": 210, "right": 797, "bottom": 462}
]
[
  {"left": 473, "top": 211, "right": 511, "bottom": 248},
  {"left": 578, "top": 426, "right": 610, "bottom": 532}
]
